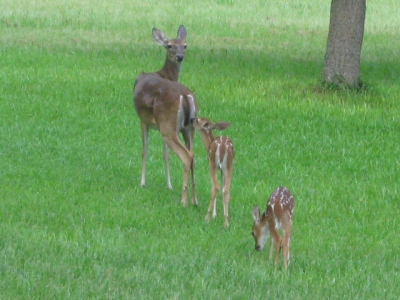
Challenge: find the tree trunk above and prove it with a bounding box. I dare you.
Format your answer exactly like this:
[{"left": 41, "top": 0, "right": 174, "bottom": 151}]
[{"left": 323, "top": 0, "right": 366, "bottom": 89}]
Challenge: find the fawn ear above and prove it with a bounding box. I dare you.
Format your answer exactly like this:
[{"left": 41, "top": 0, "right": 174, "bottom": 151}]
[
  {"left": 252, "top": 206, "right": 261, "bottom": 223},
  {"left": 213, "top": 122, "right": 231, "bottom": 131},
  {"left": 152, "top": 28, "right": 167, "bottom": 45},
  {"left": 177, "top": 25, "right": 187, "bottom": 40}
]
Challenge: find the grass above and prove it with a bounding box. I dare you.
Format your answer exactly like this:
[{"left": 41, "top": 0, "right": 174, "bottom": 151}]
[{"left": 1, "top": 0, "right": 399, "bottom": 299}]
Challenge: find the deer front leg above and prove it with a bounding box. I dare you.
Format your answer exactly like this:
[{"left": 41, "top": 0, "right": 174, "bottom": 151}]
[
  {"left": 140, "top": 123, "right": 149, "bottom": 187},
  {"left": 282, "top": 236, "right": 290, "bottom": 270},
  {"left": 269, "top": 238, "right": 274, "bottom": 261},
  {"left": 274, "top": 239, "right": 282, "bottom": 267},
  {"left": 282, "top": 221, "right": 292, "bottom": 270},
  {"left": 270, "top": 229, "right": 283, "bottom": 267},
  {"left": 190, "top": 157, "right": 197, "bottom": 205}
]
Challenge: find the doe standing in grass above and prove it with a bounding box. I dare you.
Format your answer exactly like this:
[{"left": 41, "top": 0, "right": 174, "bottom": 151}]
[
  {"left": 251, "top": 186, "right": 295, "bottom": 269},
  {"left": 133, "top": 25, "right": 198, "bottom": 206},
  {"left": 193, "top": 118, "right": 235, "bottom": 227},
  {"left": 134, "top": 25, "right": 188, "bottom": 190}
]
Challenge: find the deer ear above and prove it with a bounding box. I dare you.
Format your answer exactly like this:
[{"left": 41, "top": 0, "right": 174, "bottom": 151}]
[
  {"left": 152, "top": 28, "right": 167, "bottom": 45},
  {"left": 252, "top": 206, "right": 261, "bottom": 223},
  {"left": 213, "top": 122, "right": 231, "bottom": 131},
  {"left": 177, "top": 25, "right": 187, "bottom": 39}
]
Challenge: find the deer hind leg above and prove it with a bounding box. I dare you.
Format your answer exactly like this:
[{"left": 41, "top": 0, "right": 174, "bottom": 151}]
[
  {"left": 140, "top": 122, "right": 149, "bottom": 187},
  {"left": 163, "top": 142, "right": 173, "bottom": 189},
  {"left": 162, "top": 134, "right": 193, "bottom": 207},
  {"left": 182, "top": 129, "right": 197, "bottom": 205},
  {"left": 205, "top": 163, "right": 219, "bottom": 222},
  {"left": 222, "top": 168, "right": 232, "bottom": 228}
]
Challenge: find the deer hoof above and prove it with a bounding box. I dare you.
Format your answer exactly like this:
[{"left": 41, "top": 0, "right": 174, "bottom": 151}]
[{"left": 205, "top": 214, "right": 211, "bottom": 222}]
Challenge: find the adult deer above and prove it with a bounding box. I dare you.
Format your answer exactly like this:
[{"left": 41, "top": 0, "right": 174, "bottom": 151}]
[
  {"left": 134, "top": 25, "right": 197, "bottom": 205},
  {"left": 133, "top": 74, "right": 198, "bottom": 206},
  {"left": 194, "top": 118, "right": 235, "bottom": 227},
  {"left": 134, "top": 25, "right": 188, "bottom": 190},
  {"left": 251, "top": 186, "right": 295, "bottom": 269}
]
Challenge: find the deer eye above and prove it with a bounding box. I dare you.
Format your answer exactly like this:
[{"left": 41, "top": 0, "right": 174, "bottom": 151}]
[
  {"left": 167, "top": 44, "right": 172, "bottom": 49},
  {"left": 184, "top": 45, "right": 187, "bottom": 49}
]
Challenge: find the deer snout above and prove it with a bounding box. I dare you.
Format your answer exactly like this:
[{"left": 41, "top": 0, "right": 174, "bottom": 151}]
[
  {"left": 176, "top": 54, "right": 184, "bottom": 62},
  {"left": 255, "top": 244, "right": 264, "bottom": 251}
]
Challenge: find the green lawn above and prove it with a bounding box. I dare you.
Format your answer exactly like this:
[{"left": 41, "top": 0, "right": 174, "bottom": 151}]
[{"left": 1, "top": 0, "right": 399, "bottom": 299}]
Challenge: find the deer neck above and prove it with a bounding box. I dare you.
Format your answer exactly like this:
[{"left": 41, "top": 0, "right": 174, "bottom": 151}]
[
  {"left": 199, "top": 131, "right": 215, "bottom": 152},
  {"left": 156, "top": 57, "right": 182, "bottom": 82}
]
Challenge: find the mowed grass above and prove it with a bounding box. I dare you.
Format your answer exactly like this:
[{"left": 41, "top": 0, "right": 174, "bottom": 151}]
[{"left": 1, "top": 0, "right": 399, "bottom": 299}]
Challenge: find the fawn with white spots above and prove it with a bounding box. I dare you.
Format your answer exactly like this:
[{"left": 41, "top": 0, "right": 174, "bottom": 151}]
[
  {"left": 251, "top": 186, "right": 295, "bottom": 269},
  {"left": 194, "top": 118, "right": 235, "bottom": 227},
  {"left": 133, "top": 26, "right": 198, "bottom": 206}
]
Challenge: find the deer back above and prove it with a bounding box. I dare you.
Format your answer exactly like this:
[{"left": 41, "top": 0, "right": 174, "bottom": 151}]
[
  {"left": 134, "top": 73, "right": 197, "bottom": 133},
  {"left": 208, "top": 136, "right": 235, "bottom": 170},
  {"left": 267, "top": 186, "right": 295, "bottom": 227}
]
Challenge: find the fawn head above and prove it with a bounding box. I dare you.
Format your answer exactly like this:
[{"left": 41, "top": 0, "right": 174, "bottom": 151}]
[
  {"left": 152, "top": 25, "right": 187, "bottom": 62},
  {"left": 252, "top": 205, "right": 269, "bottom": 251},
  {"left": 193, "top": 118, "right": 231, "bottom": 135}
]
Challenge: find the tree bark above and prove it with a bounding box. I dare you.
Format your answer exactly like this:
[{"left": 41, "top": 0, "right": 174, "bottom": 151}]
[{"left": 323, "top": 0, "right": 366, "bottom": 89}]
